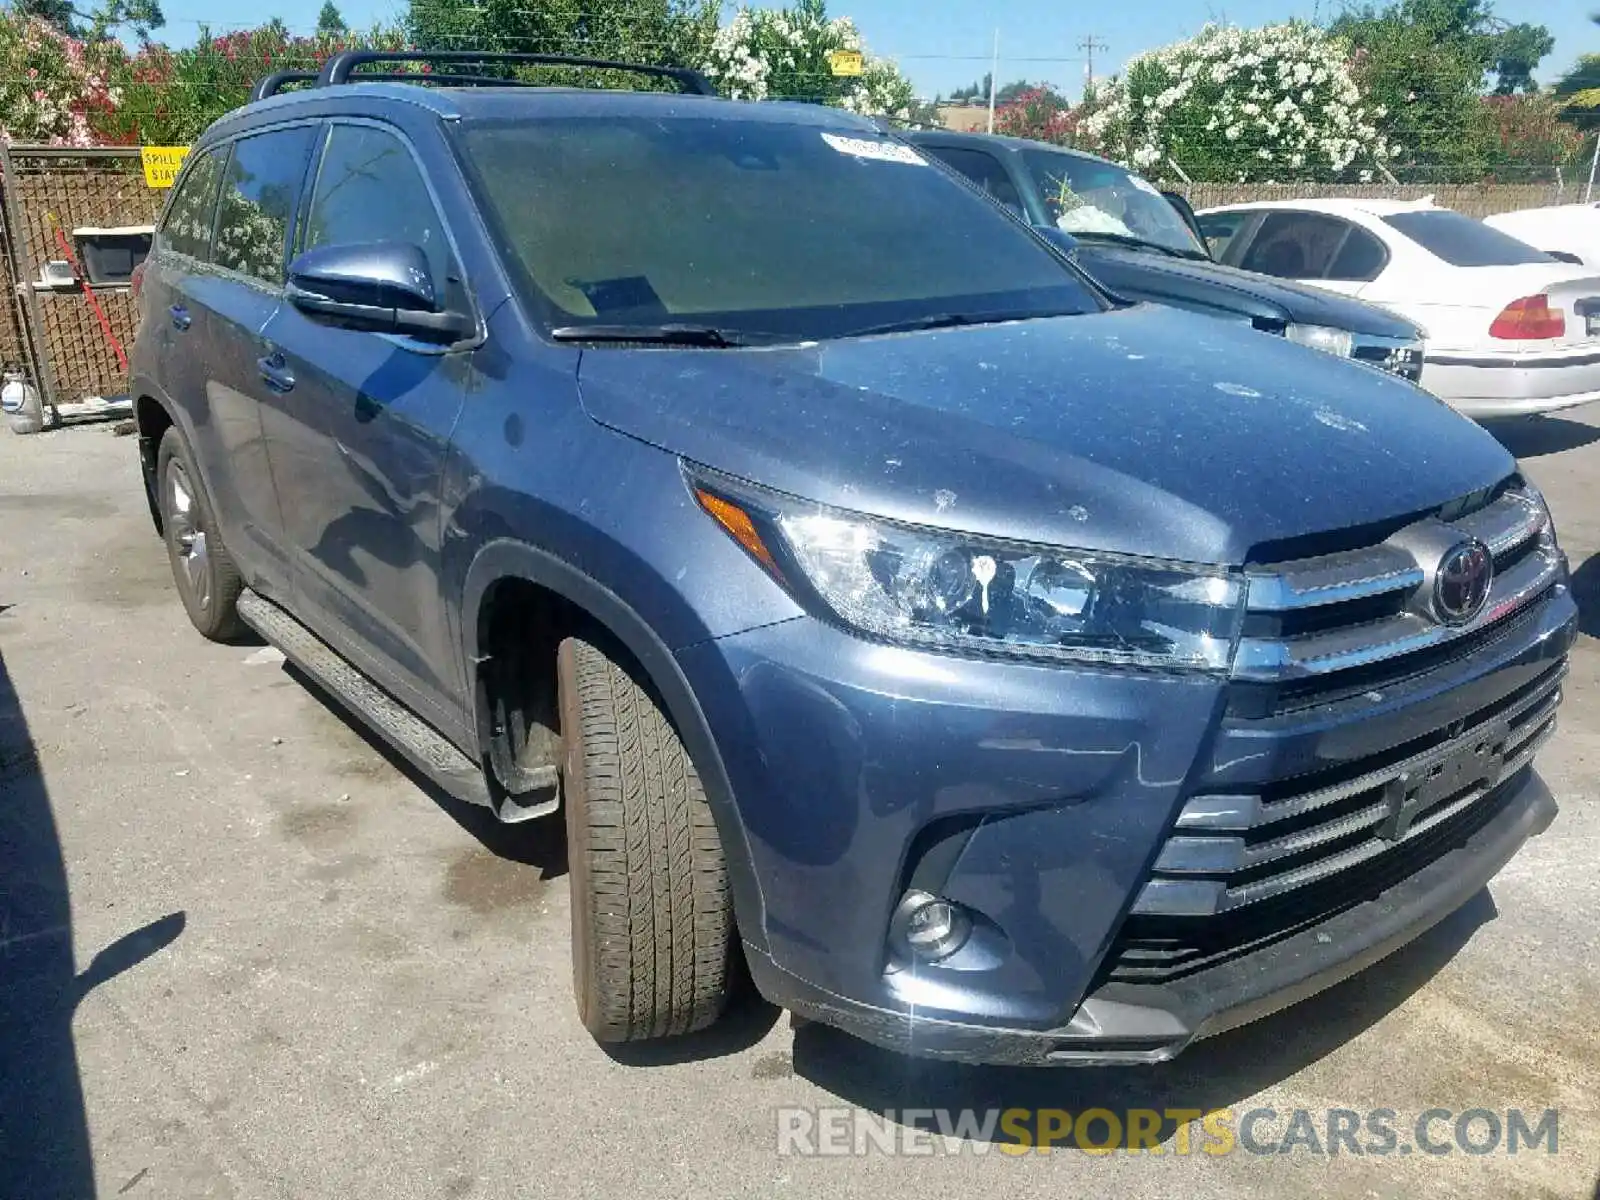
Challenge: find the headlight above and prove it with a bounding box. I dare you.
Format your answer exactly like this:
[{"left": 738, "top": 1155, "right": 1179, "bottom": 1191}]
[
  {"left": 692, "top": 473, "right": 1244, "bottom": 671},
  {"left": 1284, "top": 323, "right": 1355, "bottom": 357}
]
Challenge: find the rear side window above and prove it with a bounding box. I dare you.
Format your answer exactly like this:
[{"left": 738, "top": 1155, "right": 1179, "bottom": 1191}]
[
  {"left": 921, "top": 147, "right": 1025, "bottom": 217},
  {"left": 1326, "top": 226, "right": 1387, "bottom": 281},
  {"left": 1383, "top": 210, "right": 1552, "bottom": 267},
  {"left": 159, "top": 148, "right": 224, "bottom": 260},
  {"left": 213, "top": 126, "right": 318, "bottom": 286},
  {"left": 301, "top": 124, "right": 453, "bottom": 294}
]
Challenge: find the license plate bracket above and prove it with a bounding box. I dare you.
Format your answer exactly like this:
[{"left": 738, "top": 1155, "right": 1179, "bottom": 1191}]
[{"left": 1377, "top": 719, "right": 1511, "bottom": 841}]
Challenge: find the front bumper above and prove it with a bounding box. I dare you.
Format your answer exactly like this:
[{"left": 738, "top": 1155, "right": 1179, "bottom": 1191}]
[
  {"left": 745, "top": 766, "right": 1555, "bottom": 1065},
  {"left": 1422, "top": 345, "right": 1600, "bottom": 417},
  {"left": 676, "top": 586, "right": 1576, "bottom": 1066}
]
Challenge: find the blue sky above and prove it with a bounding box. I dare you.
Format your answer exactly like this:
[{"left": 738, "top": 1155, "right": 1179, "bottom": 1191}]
[{"left": 154, "top": 0, "right": 1595, "bottom": 100}]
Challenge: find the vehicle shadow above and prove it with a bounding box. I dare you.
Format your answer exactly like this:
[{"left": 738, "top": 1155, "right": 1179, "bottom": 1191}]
[
  {"left": 1481, "top": 416, "right": 1600, "bottom": 460},
  {"left": 0, "top": 640, "right": 186, "bottom": 1198},
  {"left": 1570, "top": 551, "right": 1599, "bottom": 640},
  {"left": 790, "top": 889, "right": 1496, "bottom": 1146}
]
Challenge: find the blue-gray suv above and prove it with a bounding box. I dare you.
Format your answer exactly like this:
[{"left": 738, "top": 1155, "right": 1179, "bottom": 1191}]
[{"left": 131, "top": 51, "right": 1576, "bottom": 1066}]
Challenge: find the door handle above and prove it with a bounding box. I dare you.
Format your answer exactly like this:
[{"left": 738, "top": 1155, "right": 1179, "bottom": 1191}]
[
  {"left": 169, "top": 304, "right": 191, "bottom": 331},
  {"left": 257, "top": 353, "right": 296, "bottom": 394}
]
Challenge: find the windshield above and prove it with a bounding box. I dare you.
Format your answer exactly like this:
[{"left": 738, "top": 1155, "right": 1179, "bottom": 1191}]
[
  {"left": 1383, "top": 210, "right": 1553, "bottom": 267},
  {"left": 456, "top": 115, "right": 1102, "bottom": 340},
  {"left": 1021, "top": 150, "right": 1204, "bottom": 256}
]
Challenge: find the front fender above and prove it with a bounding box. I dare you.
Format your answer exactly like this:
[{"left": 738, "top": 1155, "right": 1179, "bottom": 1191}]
[{"left": 458, "top": 535, "right": 772, "bottom": 952}]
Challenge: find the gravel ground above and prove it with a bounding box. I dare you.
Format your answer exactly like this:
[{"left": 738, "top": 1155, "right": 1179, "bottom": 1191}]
[{"left": 1, "top": 408, "right": 1596, "bottom": 1200}]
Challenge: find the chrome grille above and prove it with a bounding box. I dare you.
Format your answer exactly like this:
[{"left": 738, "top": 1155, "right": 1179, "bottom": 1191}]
[
  {"left": 1133, "top": 662, "right": 1563, "bottom": 918},
  {"left": 1234, "top": 484, "right": 1560, "bottom": 685}
]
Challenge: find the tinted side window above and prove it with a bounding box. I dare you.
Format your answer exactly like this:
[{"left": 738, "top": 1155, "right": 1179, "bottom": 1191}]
[
  {"left": 1326, "top": 225, "right": 1387, "bottom": 281},
  {"left": 1383, "top": 210, "right": 1552, "bottom": 267},
  {"left": 1237, "top": 211, "right": 1356, "bottom": 279},
  {"left": 1197, "top": 211, "right": 1250, "bottom": 260},
  {"left": 921, "top": 147, "right": 1025, "bottom": 217},
  {"left": 302, "top": 124, "right": 453, "bottom": 293},
  {"left": 213, "top": 127, "right": 317, "bottom": 286},
  {"left": 159, "top": 148, "right": 224, "bottom": 260}
]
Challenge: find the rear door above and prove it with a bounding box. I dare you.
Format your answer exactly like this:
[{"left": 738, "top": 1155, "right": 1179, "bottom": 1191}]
[
  {"left": 197, "top": 124, "right": 320, "bottom": 598},
  {"left": 140, "top": 144, "right": 225, "bottom": 513},
  {"left": 259, "top": 119, "right": 473, "bottom": 732}
]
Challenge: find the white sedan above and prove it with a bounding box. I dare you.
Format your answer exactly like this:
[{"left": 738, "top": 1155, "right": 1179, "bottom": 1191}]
[
  {"left": 1196, "top": 197, "right": 1600, "bottom": 418},
  {"left": 1484, "top": 203, "right": 1600, "bottom": 268}
]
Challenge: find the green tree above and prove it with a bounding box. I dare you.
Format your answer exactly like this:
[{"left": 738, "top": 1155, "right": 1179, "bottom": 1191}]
[
  {"left": 10, "top": 0, "right": 81, "bottom": 34},
  {"left": 1553, "top": 13, "right": 1600, "bottom": 131},
  {"left": 82, "top": 0, "right": 165, "bottom": 41},
  {"left": 316, "top": 0, "right": 345, "bottom": 35},
  {"left": 1332, "top": 5, "right": 1488, "bottom": 173},
  {"left": 1488, "top": 22, "right": 1554, "bottom": 94},
  {"left": 405, "top": 0, "right": 719, "bottom": 86}
]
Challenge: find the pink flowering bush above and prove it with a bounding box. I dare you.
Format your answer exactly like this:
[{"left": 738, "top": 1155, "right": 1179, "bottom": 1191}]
[
  {"left": 993, "top": 85, "right": 1081, "bottom": 145},
  {"left": 95, "top": 22, "right": 408, "bottom": 145},
  {"left": 0, "top": 14, "right": 122, "bottom": 146}
]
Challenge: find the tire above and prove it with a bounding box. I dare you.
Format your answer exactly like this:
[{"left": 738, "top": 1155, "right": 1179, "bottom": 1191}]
[
  {"left": 558, "top": 635, "right": 733, "bottom": 1042},
  {"left": 157, "top": 427, "right": 245, "bottom": 641}
]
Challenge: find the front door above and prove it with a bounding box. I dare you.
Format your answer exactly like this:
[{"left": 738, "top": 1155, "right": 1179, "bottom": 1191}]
[{"left": 259, "top": 120, "right": 472, "bottom": 732}]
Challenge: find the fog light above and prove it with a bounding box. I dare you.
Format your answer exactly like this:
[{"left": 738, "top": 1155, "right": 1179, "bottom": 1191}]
[{"left": 891, "top": 890, "right": 972, "bottom": 964}]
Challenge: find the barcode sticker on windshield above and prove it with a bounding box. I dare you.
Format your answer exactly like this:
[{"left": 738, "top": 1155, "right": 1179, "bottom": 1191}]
[{"left": 821, "top": 133, "right": 928, "bottom": 166}]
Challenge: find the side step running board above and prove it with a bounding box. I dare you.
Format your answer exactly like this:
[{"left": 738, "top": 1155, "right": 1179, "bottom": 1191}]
[{"left": 237, "top": 589, "right": 497, "bottom": 813}]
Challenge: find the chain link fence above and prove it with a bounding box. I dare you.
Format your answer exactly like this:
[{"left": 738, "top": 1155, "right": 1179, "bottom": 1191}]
[{"left": 0, "top": 146, "right": 161, "bottom": 412}]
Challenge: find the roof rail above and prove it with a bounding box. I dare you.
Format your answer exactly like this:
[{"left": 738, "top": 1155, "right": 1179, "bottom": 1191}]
[
  {"left": 315, "top": 50, "right": 718, "bottom": 95},
  {"left": 251, "top": 68, "right": 563, "bottom": 102},
  {"left": 252, "top": 70, "right": 318, "bottom": 102}
]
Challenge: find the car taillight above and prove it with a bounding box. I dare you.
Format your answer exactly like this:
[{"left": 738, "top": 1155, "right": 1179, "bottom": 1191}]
[
  {"left": 130, "top": 260, "right": 146, "bottom": 303},
  {"left": 1489, "top": 295, "right": 1564, "bottom": 340}
]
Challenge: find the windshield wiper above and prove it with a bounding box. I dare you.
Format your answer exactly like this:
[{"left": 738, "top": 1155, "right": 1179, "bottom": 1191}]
[
  {"left": 550, "top": 323, "right": 761, "bottom": 347},
  {"left": 1070, "top": 231, "right": 1210, "bottom": 261},
  {"left": 842, "top": 310, "right": 1067, "bottom": 339}
]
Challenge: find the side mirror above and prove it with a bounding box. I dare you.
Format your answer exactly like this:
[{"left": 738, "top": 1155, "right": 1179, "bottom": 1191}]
[
  {"left": 286, "top": 241, "right": 472, "bottom": 343},
  {"left": 1161, "top": 190, "right": 1209, "bottom": 254}
]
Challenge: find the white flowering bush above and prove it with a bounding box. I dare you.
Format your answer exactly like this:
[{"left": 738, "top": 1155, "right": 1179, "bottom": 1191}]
[
  {"left": 1079, "top": 23, "right": 1391, "bottom": 183},
  {"left": 703, "top": 0, "right": 915, "bottom": 119}
]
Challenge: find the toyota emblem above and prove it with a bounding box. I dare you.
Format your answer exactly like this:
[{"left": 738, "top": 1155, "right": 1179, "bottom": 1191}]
[{"left": 1434, "top": 539, "right": 1493, "bottom": 625}]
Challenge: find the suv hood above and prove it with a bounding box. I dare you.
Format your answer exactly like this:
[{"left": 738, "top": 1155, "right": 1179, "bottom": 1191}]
[
  {"left": 575, "top": 305, "right": 1510, "bottom": 565},
  {"left": 1072, "top": 242, "right": 1422, "bottom": 339}
]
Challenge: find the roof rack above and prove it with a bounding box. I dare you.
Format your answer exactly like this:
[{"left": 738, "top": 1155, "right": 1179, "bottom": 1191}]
[
  {"left": 314, "top": 50, "right": 718, "bottom": 95},
  {"left": 250, "top": 66, "right": 591, "bottom": 102}
]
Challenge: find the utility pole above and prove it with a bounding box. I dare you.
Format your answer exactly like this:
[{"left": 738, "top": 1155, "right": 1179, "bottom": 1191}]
[
  {"left": 987, "top": 29, "right": 999, "bottom": 134},
  {"left": 1079, "top": 34, "right": 1108, "bottom": 93}
]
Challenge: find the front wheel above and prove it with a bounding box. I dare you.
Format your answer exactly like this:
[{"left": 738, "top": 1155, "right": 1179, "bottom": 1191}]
[
  {"left": 157, "top": 427, "right": 244, "bottom": 641},
  {"left": 557, "top": 636, "right": 734, "bottom": 1042}
]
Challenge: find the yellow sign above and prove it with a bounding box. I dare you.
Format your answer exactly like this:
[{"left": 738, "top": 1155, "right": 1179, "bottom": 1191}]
[
  {"left": 141, "top": 145, "right": 192, "bottom": 189},
  {"left": 829, "top": 49, "right": 864, "bottom": 77}
]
